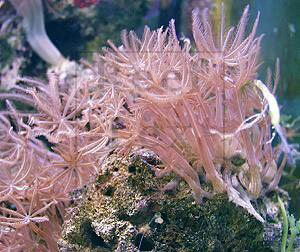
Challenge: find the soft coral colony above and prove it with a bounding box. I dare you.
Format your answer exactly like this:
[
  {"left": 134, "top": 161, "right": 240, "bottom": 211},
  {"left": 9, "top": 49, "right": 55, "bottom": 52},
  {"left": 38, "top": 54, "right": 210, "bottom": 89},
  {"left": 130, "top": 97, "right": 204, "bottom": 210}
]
[{"left": 0, "top": 5, "right": 290, "bottom": 250}]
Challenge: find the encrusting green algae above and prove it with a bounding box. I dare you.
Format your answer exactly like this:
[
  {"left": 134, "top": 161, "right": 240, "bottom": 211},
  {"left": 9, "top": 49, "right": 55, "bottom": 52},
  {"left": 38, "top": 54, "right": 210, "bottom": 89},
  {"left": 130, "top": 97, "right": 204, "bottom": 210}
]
[{"left": 60, "top": 151, "right": 280, "bottom": 252}]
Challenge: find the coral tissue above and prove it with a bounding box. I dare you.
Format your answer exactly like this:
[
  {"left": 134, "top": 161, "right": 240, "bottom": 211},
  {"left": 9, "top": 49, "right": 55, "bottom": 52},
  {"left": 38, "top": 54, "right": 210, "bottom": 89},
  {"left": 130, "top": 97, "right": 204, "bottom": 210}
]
[{"left": 0, "top": 5, "right": 288, "bottom": 250}]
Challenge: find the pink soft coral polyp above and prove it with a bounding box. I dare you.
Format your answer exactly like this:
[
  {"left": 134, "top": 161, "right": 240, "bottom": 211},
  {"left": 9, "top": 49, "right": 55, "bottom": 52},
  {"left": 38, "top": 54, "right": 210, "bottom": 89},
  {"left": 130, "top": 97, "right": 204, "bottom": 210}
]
[{"left": 101, "top": 6, "right": 287, "bottom": 222}]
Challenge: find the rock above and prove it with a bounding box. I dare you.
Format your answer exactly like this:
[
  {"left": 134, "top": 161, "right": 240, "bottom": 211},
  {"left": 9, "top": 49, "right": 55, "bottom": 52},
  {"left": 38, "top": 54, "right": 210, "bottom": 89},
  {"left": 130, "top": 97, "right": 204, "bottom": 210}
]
[{"left": 60, "top": 150, "right": 280, "bottom": 251}]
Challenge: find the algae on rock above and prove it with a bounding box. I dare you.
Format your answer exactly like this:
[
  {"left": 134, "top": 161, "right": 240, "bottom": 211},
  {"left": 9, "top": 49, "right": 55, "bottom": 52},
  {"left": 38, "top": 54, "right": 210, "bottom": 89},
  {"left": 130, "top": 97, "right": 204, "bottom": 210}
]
[{"left": 60, "top": 151, "right": 278, "bottom": 252}]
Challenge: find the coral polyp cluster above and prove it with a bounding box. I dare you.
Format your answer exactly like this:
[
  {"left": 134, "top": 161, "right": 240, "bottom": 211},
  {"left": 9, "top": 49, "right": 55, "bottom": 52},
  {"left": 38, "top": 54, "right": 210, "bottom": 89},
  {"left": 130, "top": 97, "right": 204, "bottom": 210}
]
[
  {"left": 101, "top": 6, "right": 286, "bottom": 221},
  {"left": 0, "top": 5, "right": 289, "bottom": 250}
]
